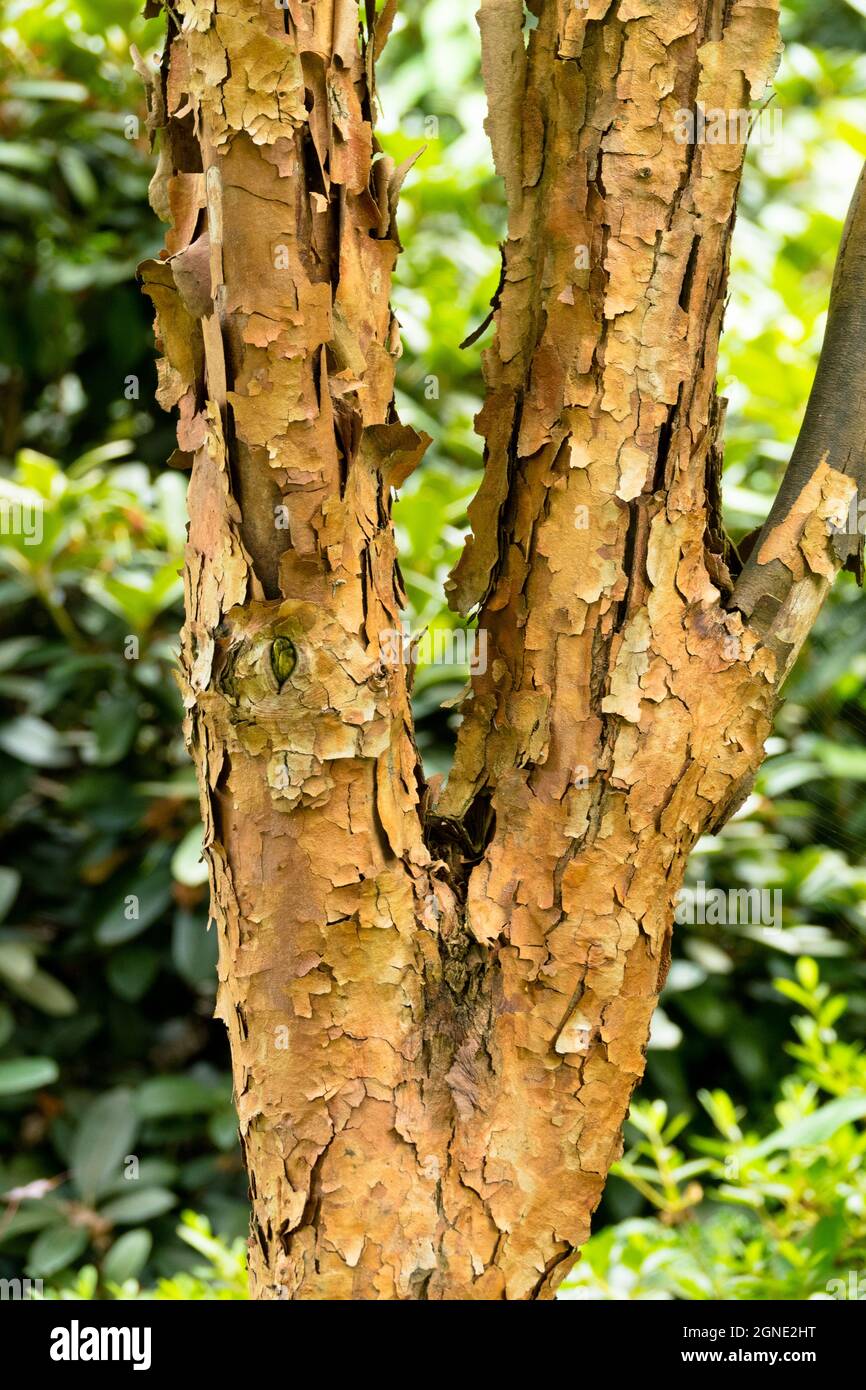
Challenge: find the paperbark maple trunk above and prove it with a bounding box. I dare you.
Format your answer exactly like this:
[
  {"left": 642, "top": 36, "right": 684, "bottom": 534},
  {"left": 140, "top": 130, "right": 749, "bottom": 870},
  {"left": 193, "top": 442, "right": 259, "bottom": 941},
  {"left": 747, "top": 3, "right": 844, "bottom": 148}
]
[{"left": 142, "top": 0, "right": 866, "bottom": 1299}]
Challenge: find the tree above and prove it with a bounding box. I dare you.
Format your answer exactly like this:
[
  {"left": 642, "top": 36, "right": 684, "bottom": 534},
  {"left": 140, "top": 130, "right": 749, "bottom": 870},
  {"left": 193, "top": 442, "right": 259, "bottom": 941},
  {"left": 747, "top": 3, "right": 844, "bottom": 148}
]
[{"left": 141, "top": 0, "right": 866, "bottom": 1300}]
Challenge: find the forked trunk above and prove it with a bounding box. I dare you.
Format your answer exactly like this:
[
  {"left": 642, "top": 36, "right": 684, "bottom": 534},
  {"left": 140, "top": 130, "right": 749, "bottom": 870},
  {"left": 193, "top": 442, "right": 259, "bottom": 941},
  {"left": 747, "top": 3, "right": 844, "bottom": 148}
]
[{"left": 142, "top": 0, "right": 866, "bottom": 1299}]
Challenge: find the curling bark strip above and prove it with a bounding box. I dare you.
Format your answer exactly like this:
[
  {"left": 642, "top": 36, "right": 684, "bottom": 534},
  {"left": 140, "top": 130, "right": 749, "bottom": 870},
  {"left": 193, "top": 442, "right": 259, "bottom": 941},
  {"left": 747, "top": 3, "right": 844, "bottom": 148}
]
[{"left": 141, "top": 0, "right": 866, "bottom": 1299}]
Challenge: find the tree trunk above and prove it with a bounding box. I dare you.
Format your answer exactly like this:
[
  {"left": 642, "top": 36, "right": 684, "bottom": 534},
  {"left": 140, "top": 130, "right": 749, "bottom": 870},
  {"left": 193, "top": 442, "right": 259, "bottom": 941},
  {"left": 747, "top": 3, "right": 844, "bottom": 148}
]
[{"left": 141, "top": 0, "right": 866, "bottom": 1300}]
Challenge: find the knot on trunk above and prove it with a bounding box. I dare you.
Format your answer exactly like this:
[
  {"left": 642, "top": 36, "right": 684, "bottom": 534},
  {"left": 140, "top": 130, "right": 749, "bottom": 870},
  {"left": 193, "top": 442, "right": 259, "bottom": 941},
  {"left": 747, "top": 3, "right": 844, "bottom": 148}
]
[{"left": 197, "top": 600, "right": 392, "bottom": 811}]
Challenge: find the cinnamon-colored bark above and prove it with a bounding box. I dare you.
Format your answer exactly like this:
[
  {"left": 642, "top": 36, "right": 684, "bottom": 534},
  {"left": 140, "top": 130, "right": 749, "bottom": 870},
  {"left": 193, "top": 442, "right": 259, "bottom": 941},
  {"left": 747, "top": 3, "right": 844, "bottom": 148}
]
[{"left": 141, "top": 0, "right": 866, "bottom": 1300}]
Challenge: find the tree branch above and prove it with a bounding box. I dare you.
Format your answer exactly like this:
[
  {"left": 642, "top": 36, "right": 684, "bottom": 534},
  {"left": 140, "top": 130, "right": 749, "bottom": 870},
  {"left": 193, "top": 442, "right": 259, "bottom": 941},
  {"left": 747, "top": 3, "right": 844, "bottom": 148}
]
[{"left": 732, "top": 160, "right": 866, "bottom": 676}]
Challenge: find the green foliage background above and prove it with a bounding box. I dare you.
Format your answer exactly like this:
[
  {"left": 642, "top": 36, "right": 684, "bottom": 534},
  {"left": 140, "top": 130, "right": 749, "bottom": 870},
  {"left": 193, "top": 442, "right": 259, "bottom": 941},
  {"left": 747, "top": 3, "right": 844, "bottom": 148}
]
[{"left": 1, "top": 0, "right": 866, "bottom": 1299}]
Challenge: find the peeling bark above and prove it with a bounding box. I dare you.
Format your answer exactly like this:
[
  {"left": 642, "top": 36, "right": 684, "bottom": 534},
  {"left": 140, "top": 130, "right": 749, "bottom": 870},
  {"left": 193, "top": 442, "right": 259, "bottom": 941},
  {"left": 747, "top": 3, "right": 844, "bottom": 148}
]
[
  {"left": 140, "top": 0, "right": 454, "bottom": 1299},
  {"left": 142, "top": 0, "right": 866, "bottom": 1300}
]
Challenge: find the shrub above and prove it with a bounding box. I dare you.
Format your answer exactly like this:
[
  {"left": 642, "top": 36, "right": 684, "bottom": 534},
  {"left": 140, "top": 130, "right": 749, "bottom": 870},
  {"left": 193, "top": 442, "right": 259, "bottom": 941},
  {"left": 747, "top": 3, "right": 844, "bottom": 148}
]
[{"left": 561, "top": 960, "right": 866, "bottom": 1300}]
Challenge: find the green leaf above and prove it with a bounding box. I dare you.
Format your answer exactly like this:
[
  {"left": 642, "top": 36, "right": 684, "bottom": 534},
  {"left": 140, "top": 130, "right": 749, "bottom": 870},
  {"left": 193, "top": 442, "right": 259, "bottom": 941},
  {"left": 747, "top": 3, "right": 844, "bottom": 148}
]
[
  {"left": 0, "top": 637, "right": 42, "bottom": 672},
  {"left": 105, "top": 946, "right": 160, "bottom": 1002},
  {"left": 8, "top": 79, "right": 89, "bottom": 102},
  {"left": 0, "top": 867, "right": 21, "bottom": 923},
  {"left": 775, "top": 978, "right": 814, "bottom": 1010},
  {"left": 0, "top": 1056, "right": 58, "bottom": 1096},
  {"left": 172, "top": 908, "right": 217, "bottom": 988},
  {"left": 171, "top": 825, "right": 209, "bottom": 887},
  {"left": 57, "top": 147, "right": 99, "bottom": 207},
  {"left": 6, "top": 967, "right": 77, "bottom": 1016},
  {"left": 99, "top": 1187, "right": 176, "bottom": 1225},
  {"left": 27, "top": 1224, "right": 90, "bottom": 1279},
  {"left": 99, "top": 1159, "right": 179, "bottom": 1197},
  {"left": 102, "top": 1228, "right": 152, "bottom": 1284},
  {"left": 813, "top": 740, "right": 866, "bottom": 781},
  {"left": 89, "top": 696, "right": 140, "bottom": 767},
  {"left": 0, "top": 939, "right": 36, "bottom": 984},
  {"left": 0, "top": 716, "right": 73, "bottom": 768},
  {"left": 136, "top": 1075, "right": 229, "bottom": 1119},
  {"left": 0, "top": 172, "right": 53, "bottom": 216},
  {"left": 752, "top": 1093, "right": 866, "bottom": 1158},
  {"left": 207, "top": 1108, "right": 239, "bottom": 1153},
  {"left": 0, "top": 142, "right": 50, "bottom": 173},
  {"left": 0, "top": 1200, "right": 66, "bottom": 1244},
  {"left": 71, "top": 1089, "right": 138, "bottom": 1203},
  {"left": 95, "top": 865, "right": 173, "bottom": 946}
]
